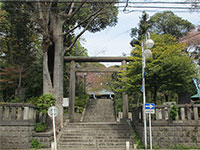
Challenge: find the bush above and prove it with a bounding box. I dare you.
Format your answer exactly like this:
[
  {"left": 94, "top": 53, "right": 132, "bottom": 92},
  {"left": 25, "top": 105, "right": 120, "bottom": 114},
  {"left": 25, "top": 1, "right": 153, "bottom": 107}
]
[
  {"left": 34, "top": 122, "right": 46, "bottom": 132},
  {"left": 75, "top": 95, "right": 89, "bottom": 113},
  {"left": 170, "top": 104, "right": 178, "bottom": 120},
  {"left": 31, "top": 139, "right": 44, "bottom": 149},
  {"left": 36, "top": 94, "right": 56, "bottom": 115}
]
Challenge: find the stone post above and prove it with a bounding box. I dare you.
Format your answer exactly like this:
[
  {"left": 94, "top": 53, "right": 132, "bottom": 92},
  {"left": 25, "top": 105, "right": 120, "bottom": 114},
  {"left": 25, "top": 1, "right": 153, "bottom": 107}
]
[
  {"left": 4, "top": 106, "right": 10, "bottom": 120},
  {"left": 69, "top": 60, "right": 76, "bottom": 122},
  {"left": 187, "top": 108, "right": 191, "bottom": 120},
  {"left": 23, "top": 107, "right": 29, "bottom": 120},
  {"left": 11, "top": 107, "right": 16, "bottom": 120},
  {"left": 194, "top": 107, "right": 199, "bottom": 120},
  {"left": 28, "top": 107, "right": 34, "bottom": 120},
  {"left": 122, "top": 60, "right": 128, "bottom": 119},
  {"left": 0, "top": 106, "right": 3, "bottom": 120},
  {"left": 17, "top": 107, "right": 23, "bottom": 120},
  {"left": 180, "top": 107, "right": 185, "bottom": 120}
]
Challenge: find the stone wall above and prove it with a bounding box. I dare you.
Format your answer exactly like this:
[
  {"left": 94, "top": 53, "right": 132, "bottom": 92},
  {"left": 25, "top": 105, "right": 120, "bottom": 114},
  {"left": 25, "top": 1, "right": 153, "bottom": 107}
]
[
  {"left": 0, "top": 103, "right": 53, "bottom": 149},
  {"left": 134, "top": 121, "right": 200, "bottom": 148},
  {"left": 0, "top": 121, "right": 34, "bottom": 149},
  {"left": 132, "top": 104, "right": 200, "bottom": 148},
  {"left": 33, "top": 131, "right": 53, "bottom": 148}
]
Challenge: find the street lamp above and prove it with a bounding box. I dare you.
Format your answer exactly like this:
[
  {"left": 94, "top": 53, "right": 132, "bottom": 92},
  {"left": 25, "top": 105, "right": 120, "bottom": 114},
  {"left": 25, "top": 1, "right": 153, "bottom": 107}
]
[{"left": 142, "top": 34, "right": 154, "bottom": 149}]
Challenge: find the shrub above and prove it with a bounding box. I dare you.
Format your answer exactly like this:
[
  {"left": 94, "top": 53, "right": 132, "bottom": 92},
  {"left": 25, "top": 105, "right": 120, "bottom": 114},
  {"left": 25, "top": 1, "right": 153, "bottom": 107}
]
[
  {"left": 169, "top": 104, "right": 178, "bottom": 120},
  {"left": 31, "top": 139, "right": 44, "bottom": 149},
  {"left": 34, "top": 122, "right": 46, "bottom": 132},
  {"left": 37, "top": 94, "right": 56, "bottom": 115}
]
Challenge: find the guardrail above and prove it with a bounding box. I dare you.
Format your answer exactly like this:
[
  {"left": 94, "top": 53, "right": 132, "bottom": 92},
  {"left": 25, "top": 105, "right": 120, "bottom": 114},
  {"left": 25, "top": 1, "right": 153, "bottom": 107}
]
[
  {"left": 132, "top": 104, "right": 200, "bottom": 122},
  {"left": 0, "top": 103, "right": 38, "bottom": 122}
]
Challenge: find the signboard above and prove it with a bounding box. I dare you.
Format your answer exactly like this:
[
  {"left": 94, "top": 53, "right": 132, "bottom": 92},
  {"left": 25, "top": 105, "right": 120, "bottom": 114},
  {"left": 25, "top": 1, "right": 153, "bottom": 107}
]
[
  {"left": 62, "top": 98, "right": 69, "bottom": 107},
  {"left": 144, "top": 103, "right": 155, "bottom": 114}
]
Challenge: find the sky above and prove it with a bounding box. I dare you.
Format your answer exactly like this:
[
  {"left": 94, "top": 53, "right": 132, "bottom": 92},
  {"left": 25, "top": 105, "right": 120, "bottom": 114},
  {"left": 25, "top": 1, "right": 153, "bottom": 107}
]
[{"left": 81, "top": 9, "right": 200, "bottom": 66}]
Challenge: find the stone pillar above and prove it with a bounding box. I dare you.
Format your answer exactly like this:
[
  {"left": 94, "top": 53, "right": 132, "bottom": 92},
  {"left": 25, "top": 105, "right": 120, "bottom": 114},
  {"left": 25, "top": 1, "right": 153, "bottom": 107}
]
[
  {"left": 69, "top": 60, "right": 76, "bottom": 122},
  {"left": 122, "top": 60, "right": 128, "bottom": 119},
  {"left": 0, "top": 106, "right": 3, "bottom": 120},
  {"left": 11, "top": 107, "right": 16, "bottom": 120},
  {"left": 180, "top": 107, "right": 185, "bottom": 120},
  {"left": 187, "top": 108, "right": 191, "bottom": 120},
  {"left": 23, "top": 107, "right": 29, "bottom": 120},
  {"left": 4, "top": 107, "right": 10, "bottom": 120},
  {"left": 17, "top": 107, "right": 23, "bottom": 120},
  {"left": 28, "top": 107, "right": 34, "bottom": 120},
  {"left": 194, "top": 107, "right": 199, "bottom": 120}
]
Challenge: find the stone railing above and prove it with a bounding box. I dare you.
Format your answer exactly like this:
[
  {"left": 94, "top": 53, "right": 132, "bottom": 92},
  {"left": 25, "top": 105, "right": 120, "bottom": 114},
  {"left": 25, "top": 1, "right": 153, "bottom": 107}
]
[
  {"left": 132, "top": 104, "right": 200, "bottom": 123},
  {"left": 0, "top": 103, "right": 37, "bottom": 122}
]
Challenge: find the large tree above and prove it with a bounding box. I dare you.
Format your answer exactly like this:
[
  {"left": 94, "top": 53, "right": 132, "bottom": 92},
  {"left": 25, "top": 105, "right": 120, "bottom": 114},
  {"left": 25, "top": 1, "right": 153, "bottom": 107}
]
[
  {"left": 3, "top": 1, "right": 118, "bottom": 127},
  {"left": 119, "top": 33, "right": 197, "bottom": 104},
  {"left": 149, "top": 11, "right": 195, "bottom": 38},
  {"left": 130, "top": 11, "right": 195, "bottom": 47},
  {"left": 0, "top": 4, "right": 39, "bottom": 101}
]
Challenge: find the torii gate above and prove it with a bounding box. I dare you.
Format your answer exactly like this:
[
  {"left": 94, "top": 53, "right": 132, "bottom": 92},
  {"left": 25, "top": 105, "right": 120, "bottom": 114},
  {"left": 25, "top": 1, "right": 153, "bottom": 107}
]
[{"left": 64, "top": 56, "right": 131, "bottom": 122}]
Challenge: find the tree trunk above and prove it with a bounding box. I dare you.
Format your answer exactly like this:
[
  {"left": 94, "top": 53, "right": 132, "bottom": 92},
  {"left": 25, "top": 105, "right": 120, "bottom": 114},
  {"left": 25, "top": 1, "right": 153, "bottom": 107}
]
[
  {"left": 43, "top": 51, "right": 53, "bottom": 94},
  {"left": 51, "top": 14, "right": 64, "bottom": 128},
  {"left": 42, "top": 13, "right": 64, "bottom": 128},
  {"left": 153, "top": 87, "right": 157, "bottom": 104}
]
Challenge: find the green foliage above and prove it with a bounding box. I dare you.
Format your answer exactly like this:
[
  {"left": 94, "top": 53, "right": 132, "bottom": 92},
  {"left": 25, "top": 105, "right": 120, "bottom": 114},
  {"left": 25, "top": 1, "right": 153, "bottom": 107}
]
[
  {"left": 31, "top": 139, "right": 45, "bottom": 149},
  {"left": 149, "top": 11, "right": 195, "bottom": 38},
  {"left": 36, "top": 94, "right": 56, "bottom": 115},
  {"left": 114, "top": 94, "right": 122, "bottom": 113},
  {"left": 118, "top": 33, "right": 198, "bottom": 104},
  {"left": 34, "top": 122, "right": 46, "bottom": 132},
  {"left": 130, "top": 11, "right": 150, "bottom": 46},
  {"left": 75, "top": 95, "right": 89, "bottom": 113},
  {"left": 169, "top": 105, "right": 178, "bottom": 120},
  {"left": 0, "top": 3, "right": 41, "bottom": 101}
]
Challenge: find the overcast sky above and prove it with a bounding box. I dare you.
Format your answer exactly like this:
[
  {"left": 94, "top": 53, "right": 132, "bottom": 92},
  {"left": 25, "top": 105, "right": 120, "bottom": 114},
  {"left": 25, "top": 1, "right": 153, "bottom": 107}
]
[{"left": 82, "top": 11, "right": 200, "bottom": 57}]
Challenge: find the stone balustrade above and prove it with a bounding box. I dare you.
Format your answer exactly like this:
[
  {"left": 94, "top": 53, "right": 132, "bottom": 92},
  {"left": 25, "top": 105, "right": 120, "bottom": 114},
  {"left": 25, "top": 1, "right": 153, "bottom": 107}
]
[
  {"left": 132, "top": 104, "right": 200, "bottom": 122},
  {"left": 0, "top": 103, "right": 37, "bottom": 122}
]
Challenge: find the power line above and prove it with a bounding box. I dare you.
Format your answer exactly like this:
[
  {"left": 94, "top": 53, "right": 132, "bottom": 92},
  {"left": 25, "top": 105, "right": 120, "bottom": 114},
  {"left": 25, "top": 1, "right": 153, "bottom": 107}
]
[
  {"left": 1, "top": 0, "right": 199, "bottom": 13},
  {"left": 0, "top": 0, "right": 200, "bottom": 4}
]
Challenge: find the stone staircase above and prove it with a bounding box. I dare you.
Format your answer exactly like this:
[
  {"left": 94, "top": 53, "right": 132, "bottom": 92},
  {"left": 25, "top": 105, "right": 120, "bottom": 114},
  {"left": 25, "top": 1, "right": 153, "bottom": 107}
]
[
  {"left": 58, "top": 122, "right": 134, "bottom": 150},
  {"left": 58, "top": 99, "right": 134, "bottom": 150},
  {"left": 83, "top": 99, "right": 116, "bottom": 122}
]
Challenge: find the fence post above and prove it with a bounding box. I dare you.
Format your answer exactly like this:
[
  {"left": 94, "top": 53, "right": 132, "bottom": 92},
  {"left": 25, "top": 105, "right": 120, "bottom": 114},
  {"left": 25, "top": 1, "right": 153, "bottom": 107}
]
[
  {"left": 0, "top": 106, "right": 3, "bottom": 120},
  {"left": 180, "top": 107, "right": 185, "bottom": 120},
  {"left": 194, "top": 107, "right": 199, "bottom": 120},
  {"left": 23, "top": 107, "right": 29, "bottom": 120},
  {"left": 11, "top": 107, "right": 16, "bottom": 120}
]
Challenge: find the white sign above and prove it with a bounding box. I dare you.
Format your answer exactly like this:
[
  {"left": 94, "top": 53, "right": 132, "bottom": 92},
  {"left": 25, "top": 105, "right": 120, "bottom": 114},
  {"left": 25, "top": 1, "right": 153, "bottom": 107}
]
[
  {"left": 62, "top": 98, "right": 69, "bottom": 107},
  {"left": 48, "top": 106, "right": 58, "bottom": 117}
]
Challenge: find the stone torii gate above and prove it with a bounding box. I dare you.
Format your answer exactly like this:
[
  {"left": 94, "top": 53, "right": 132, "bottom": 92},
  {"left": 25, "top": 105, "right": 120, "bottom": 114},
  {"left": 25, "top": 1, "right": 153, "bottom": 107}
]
[{"left": 64, "top": 56, "right": 131, "bottom": 122}]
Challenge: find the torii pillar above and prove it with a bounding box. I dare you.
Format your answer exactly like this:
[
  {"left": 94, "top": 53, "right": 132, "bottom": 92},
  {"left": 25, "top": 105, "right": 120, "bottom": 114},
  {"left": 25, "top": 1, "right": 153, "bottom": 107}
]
[
  {"left": 122, "top": 60, "right": 128, "bottom": 119},
  {"left": 69, "top": 60, "right": 76, "bottom": 122}
]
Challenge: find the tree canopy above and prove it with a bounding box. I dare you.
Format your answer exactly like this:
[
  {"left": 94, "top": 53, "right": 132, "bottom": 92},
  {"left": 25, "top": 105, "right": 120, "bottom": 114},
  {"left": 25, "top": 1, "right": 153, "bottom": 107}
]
[
  {"left": 130, "top": 11, "right": 195, "bottom": 47},
  {"left": 149, "top": 11, "right": 195, "bottom": 38},
  {"left": 119, "top": 33, "right": 197, "bottom": 104}
]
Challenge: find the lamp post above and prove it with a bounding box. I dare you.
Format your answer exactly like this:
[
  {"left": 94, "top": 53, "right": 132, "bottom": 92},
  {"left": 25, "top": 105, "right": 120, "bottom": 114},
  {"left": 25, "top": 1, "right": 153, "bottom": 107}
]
[{"left": 142, "top": 34, "right": 154, "bottom": 149}]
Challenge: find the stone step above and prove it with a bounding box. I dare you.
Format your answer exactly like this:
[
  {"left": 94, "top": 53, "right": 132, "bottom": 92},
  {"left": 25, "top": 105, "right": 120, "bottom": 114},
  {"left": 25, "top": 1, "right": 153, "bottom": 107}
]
[
  {"left": 59, "top": 141, "right": 132, "bottom": 146},
  {"left": 58, "top": 148, "right": 129, "bottom": 150},
  {"left": 83, "top": 99, "right": 115, "bottom": 122},
  {"left": 61, "top": 136, "right": 132, "bottom": 139},
  {"left": 65, "top": 123, "right": 129, "bottom": 128},
  {"left": 58, "top": 145, "right": 133, "bottom": 150},
  {"left": 64, "top": 128, "right": 130, "bottom": 131}
]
